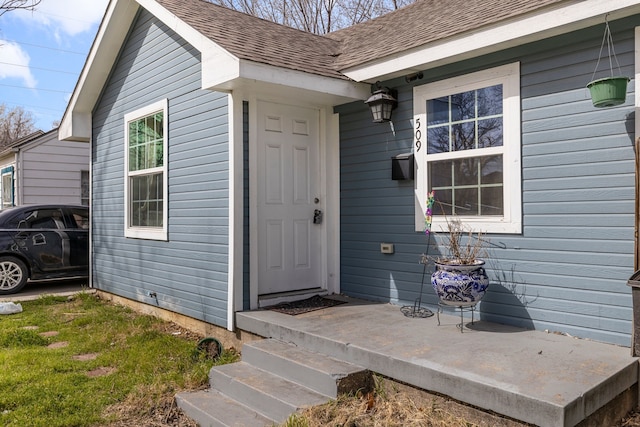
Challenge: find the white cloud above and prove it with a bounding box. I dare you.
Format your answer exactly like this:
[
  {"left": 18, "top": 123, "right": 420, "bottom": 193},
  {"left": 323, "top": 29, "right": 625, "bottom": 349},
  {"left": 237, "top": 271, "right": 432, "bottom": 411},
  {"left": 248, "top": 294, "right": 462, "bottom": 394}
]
[
  {"left": 0, "top": 40, "right": 37, "bottom": 88},
  {"left": 14, "top": 0, "right": 109, "bottom": 37}
]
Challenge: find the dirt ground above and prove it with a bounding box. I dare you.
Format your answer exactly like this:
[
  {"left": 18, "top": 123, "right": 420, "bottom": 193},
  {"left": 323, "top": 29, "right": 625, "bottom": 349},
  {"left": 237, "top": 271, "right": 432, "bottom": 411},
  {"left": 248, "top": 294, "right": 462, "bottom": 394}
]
[
  {"left": 107, "top": 377, "right": 640, "bottom": 426},
  {"left": 105, "top": 321, "right": 640, "bottom": 427}
]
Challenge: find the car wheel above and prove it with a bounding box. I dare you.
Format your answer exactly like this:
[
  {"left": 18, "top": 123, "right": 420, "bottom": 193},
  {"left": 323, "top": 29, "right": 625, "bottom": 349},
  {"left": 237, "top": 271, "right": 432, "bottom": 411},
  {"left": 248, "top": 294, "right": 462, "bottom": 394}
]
[{"left": 0, "top": 257, "right": 28, "bottom": 295}]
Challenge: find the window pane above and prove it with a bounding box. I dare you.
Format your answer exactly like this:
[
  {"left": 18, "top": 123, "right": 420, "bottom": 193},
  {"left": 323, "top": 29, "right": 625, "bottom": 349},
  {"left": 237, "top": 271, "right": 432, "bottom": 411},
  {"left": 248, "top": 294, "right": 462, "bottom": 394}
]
[
  {"left": 481, "top": 155, "right": 503, "bottom": 184},
  {"left": 129, "top": 172, "right": 163, "bottom": 227},
  {"left": 427, "top": 126, "right": 449, "bottom": 154},
  {"left": 80, "top": 170, "right": 89, "bottom": 206},
  {"left": 2, "top": 173, "right": 12, "bottom": 205},
  {"left": 427, "top": 97, "right": 449, "bottom": 125},
  {"left": 70, "top": 209, "right": 89, "bottom": 229},
  {"left": 429, "top": 155, "right": 504, "bottom": 217},
  {"left": 478, "top": 118, "right": 503, "bottom": 148},
  {"left": 481, "top": 186, "right": 503, "bottom": 215},
  {"left": 433, "top": 189, "right": 452, "bottom": 216},
  {"left": 477, "top": 85, "right": 502, "bottom": 116},
  {"left": 451, "top": 90, "right": 475, "bottom": 122},
  {"left": 454, "top": 158, "right": 478, "bottom": 186},
  {"left": 451, "top": 122, "right": 475, "bottom": 151},
  {"left": 455, "top": 188, "right": 478, "bottom": 215},
  {"left": 429, "top": 160, "right": 452, "bottom": 187},
  {"left": 426, "top": 84, "right": 504, "bottom": 154},
  {"left": 128, "top": 111, "right": 163, "bottom": 172}
]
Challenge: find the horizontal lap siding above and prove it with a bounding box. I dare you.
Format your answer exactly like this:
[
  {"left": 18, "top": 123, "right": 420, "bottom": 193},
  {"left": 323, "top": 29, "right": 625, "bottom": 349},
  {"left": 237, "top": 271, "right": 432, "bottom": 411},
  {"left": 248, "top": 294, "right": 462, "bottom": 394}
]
[
  {"left": 337, "top": 17, "right": 637, "bottom": 346},
  {"left": 21, "top": 132, "right": 90, "bottom": 205},
  {"left": 92, "top": 9, "right": 230, "bottom": 327}
]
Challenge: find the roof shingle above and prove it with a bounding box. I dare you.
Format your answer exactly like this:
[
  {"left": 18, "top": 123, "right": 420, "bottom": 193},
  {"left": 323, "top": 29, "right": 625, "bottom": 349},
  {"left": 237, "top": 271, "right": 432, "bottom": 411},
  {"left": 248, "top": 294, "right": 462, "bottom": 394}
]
[
  {"left": 326, "top": 0, "right": 569, "bottom": 70},
  {"left": 156, "top": 0, "right": 346, "bottom": 79},
  {"left": 155, "top": 0, "right": 570, "bottom": 79}
]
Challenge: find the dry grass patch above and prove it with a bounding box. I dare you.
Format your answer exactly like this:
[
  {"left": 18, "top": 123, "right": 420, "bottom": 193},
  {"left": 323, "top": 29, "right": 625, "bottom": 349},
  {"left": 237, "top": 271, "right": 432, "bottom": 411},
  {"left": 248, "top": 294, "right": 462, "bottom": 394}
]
[{"left": 290, "top": 376, "right": 532, "bottom": 427}]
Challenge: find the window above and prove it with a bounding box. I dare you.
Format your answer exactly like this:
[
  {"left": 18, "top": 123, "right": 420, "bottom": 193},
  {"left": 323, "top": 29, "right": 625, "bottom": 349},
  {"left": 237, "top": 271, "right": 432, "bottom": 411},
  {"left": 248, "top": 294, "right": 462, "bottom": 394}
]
[
  {"left": 80, "top": 170, "right": 89, "bottom": 206},
  {"left": 414, "top": 63, "right": 522, "bottom": 234},
  {"left": 124, "top": 99, "right": 168, "bottom": 240},
  {"left": 1, "top": 166, "right": 14, "bottom": 208},
  {"left": 9, "top": 208, "right": 65, "bottom": 229},
  {"left": 68, "top": 207, "right": 89, "bottom": 230}
]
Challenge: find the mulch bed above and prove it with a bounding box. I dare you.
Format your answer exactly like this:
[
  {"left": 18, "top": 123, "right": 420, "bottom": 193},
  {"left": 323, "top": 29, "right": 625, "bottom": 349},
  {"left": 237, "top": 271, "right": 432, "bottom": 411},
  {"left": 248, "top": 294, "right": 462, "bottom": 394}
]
[{"left": 265, "top": 295, "right": 346, "bottom": 315}]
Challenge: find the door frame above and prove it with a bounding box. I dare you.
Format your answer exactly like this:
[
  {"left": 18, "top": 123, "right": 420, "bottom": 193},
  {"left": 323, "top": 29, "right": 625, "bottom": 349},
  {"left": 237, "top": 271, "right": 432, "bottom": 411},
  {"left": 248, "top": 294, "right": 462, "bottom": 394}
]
[{"left": 248, "top": 95, "right": 340, "bottom": 309}]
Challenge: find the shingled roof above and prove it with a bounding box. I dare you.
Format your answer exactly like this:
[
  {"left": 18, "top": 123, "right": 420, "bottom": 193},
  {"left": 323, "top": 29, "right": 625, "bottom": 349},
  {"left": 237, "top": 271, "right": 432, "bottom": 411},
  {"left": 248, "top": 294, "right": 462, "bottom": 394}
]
[
  {"left": 326, "top": 0, "right": 569, "bottom": 70},
  {"left": 156, "top": 0, "right": 345, "bottom": 80},
  {"left": 156, "top": 0, "right": 569, "bottom": 79}
]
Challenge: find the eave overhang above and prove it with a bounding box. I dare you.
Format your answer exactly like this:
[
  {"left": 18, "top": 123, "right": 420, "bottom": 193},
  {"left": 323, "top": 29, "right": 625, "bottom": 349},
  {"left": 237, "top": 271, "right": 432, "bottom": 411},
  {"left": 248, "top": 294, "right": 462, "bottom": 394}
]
[
  {"left": 59, "top": 0, "right": 369, "bottom": 142},
  {"left": 59, "top": 0, "right": 139, "bottom": 142},
  {"left": 341, "top": 0, "right": 640, "bottom": 83}
]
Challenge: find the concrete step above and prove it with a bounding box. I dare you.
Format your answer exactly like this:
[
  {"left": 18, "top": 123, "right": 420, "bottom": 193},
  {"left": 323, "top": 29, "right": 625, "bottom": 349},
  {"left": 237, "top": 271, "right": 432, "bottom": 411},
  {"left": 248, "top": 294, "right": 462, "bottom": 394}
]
[
  {"left": 175, "top": 389, "right": 272, "bottom": 427},
  {"left": 242, "top": 338, "right": 372, "bottom": 398},
  {"left": 208, "top": 361, "right": 331, "bottom": 423},
  {"left": 176, "top": 338, "right": 374, "bottom": 426},
  {"left": 235, "top": 304, "right": 639, "bottom": 427}
]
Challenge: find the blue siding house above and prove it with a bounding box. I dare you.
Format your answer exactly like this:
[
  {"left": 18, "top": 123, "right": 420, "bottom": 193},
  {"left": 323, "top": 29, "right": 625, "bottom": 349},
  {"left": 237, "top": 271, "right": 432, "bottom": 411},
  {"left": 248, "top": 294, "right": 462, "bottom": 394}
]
[{"left": 60, "top": 0, "right": 640, "bottom": 347}]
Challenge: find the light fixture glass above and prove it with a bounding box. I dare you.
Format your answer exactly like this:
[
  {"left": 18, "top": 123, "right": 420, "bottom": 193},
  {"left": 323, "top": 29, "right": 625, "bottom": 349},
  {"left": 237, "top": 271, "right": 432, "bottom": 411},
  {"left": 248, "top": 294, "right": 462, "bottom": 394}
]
[{"left": 365, "top": 87, "right": 397, "bottom": 123}]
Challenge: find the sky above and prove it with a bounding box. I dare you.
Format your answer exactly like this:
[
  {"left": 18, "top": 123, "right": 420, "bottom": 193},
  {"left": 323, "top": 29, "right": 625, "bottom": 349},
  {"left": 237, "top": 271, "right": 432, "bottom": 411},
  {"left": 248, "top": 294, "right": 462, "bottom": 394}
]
[{"left": 0, "top": 0, "right": 110, "bottom": 132}]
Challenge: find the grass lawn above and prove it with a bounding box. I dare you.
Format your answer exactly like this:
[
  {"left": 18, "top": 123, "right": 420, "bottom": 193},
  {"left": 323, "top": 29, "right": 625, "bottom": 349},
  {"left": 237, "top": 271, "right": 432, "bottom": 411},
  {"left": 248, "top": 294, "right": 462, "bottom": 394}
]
[
  {"left": 0, "top": 292, "right": 237, "bottom": 427},
  {"left": 3, "top": 292, "right": 639, "bottom": 427}
]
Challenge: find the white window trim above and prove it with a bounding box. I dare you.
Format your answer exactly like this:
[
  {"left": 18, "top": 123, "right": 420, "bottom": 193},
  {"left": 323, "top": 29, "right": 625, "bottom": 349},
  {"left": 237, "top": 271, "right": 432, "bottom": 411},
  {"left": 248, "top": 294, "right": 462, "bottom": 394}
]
[
  {"left": 1, "top": 166, "right": 14, "bottom": 208},
  {"left": 413, "top": 62, "right": 522, "bottom": 234},
  {"left": 123, "top": 99, "right": 168, "bottom": 240}
]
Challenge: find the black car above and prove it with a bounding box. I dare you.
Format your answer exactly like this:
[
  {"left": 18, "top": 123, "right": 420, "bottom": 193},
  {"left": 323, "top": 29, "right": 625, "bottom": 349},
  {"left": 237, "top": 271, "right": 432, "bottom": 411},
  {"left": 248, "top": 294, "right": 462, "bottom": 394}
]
[{"left": 0, "top": 205, "right": 88, "bottom": 294}]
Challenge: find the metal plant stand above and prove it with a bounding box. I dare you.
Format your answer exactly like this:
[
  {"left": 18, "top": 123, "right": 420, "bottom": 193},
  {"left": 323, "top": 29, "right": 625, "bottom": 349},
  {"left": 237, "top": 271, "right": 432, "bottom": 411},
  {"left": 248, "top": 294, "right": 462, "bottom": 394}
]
[
  {"left": 401, "top": 191, "right": 436, "bottom": 319},
  {"left": 401, "top": 250, "right": 434, "bottom": 319},
  {"left": 436, "top": 303, "right": 477, "bottom": 333}
]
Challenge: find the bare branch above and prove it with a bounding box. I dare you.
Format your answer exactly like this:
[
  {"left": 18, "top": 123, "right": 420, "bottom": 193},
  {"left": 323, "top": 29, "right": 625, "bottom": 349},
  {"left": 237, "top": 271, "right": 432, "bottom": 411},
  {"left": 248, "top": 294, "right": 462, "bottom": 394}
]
[
  {"left": 207, "top": 0, "right": 415, "bottom": 34},
  {"left": 0, "top": 103, "right": 37, "bottom": 147},
  {"left": 0, "top": 0, "right": 41, "bottom": 18}
]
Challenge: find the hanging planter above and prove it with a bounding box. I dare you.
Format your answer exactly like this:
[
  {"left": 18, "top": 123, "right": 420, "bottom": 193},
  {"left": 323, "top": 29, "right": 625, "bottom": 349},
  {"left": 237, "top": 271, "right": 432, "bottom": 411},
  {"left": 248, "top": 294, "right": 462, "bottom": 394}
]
[
  {"left": 586, "top": 15, "right": 630, "bottom": 108},
  {"left": 587, "top": 76, "right": 629, "bottom": 108}
]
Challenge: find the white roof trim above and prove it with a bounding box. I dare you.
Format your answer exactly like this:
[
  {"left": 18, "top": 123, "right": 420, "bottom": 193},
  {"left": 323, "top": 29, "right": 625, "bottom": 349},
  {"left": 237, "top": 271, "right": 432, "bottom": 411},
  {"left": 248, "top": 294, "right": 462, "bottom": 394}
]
[
  {"left": 138, "top": 0, "right": 254, "bottom": 94},
  {"left": 208, "top": 59, "right": 370, "bottom": 102},
  {"left": 60, "top": 0, "right": 140, "bottom": 141},
  {"left": 59, "top": 0, "right": 367, "bottom": 142},
  {"left": 342, "top": 0, "right": 640, "bottom": 83}
]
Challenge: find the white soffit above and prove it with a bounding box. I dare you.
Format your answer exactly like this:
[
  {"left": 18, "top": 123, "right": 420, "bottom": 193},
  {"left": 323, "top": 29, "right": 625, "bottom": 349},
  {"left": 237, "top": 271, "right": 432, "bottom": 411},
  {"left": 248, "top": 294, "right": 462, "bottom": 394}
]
[
  {"left": 342, "top": 0, "right": 640, "bottom": 83},
  {"left": 209, "top": 60, "right": 370, "bottom": 104}
]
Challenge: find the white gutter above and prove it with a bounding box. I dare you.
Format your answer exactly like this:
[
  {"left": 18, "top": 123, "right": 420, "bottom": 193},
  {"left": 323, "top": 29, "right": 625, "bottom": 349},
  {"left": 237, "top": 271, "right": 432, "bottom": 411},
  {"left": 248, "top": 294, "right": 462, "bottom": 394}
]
[{"left": 342, "top": 0, "right": 640, "bottom": 82}]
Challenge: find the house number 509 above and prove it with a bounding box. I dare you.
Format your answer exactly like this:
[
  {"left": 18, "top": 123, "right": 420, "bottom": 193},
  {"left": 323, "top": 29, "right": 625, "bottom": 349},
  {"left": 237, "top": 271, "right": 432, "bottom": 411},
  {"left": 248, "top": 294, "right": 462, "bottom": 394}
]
[{"left": 415, "top": 118, "right": 422, "bottom": 152}]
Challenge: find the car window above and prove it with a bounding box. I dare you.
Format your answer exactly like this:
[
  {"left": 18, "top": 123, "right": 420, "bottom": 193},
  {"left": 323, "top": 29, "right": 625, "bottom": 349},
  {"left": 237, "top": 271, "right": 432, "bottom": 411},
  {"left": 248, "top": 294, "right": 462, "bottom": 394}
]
[
  {"left": 67, "top": 208, "right": 89, "bottom": 230},
  {"left": 11, "top": 209, "right": 66, "bottom": 229}
]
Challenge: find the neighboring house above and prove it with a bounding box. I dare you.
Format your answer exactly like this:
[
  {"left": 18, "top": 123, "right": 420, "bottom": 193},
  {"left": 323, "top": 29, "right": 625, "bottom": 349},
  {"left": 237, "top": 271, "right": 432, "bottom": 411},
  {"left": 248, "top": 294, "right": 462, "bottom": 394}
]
[
  {"left": 0, "top": 129, "right": 90, "bottom": 208},
  {"left": 59, "top": 0, "right": 640, "bottom": 347}
]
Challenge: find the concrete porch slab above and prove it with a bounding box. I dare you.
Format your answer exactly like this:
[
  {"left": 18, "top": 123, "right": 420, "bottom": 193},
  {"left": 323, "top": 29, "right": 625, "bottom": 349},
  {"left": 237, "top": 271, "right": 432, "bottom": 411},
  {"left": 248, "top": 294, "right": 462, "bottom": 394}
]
[{"left": 236, "top": 296, "right": 638, "bottom": 427}]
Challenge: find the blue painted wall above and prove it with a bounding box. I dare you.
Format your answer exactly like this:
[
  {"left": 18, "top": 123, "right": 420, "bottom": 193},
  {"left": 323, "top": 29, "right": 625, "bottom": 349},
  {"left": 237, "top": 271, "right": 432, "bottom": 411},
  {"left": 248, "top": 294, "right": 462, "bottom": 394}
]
[
  {"left": 337, "top": 17, "right": 637, "bottom": 346},
  {"left": 92, "top": 9, "right": 231, "bottom": 327}
]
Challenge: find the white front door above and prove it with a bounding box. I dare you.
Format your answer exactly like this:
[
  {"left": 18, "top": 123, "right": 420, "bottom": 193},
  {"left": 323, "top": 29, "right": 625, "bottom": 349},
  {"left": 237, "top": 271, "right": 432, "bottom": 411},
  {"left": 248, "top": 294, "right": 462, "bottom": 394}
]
[{"left": 257, "top": 101, "right": 323, "bottom": 296}]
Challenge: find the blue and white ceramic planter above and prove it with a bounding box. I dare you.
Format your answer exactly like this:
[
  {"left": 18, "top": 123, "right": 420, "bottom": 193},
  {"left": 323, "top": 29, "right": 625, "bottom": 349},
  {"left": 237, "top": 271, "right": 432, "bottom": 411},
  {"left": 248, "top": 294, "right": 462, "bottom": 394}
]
[{"left": 431, "top": 261, "right": 489, "bottom": 307}]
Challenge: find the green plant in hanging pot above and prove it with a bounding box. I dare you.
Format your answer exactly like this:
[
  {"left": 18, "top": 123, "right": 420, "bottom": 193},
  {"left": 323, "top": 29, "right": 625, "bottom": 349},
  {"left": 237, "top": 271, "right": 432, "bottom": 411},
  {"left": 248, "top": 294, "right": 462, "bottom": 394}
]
[{"left": 587, "top": 15, "right": 630, "bottom": 108}]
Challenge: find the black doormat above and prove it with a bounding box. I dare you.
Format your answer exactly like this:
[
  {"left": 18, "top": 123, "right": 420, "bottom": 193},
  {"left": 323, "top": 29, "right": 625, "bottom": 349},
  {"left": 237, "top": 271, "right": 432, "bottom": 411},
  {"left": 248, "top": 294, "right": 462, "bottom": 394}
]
[{"left": 266, "top": 295, "right": 347, "bottom": 315}]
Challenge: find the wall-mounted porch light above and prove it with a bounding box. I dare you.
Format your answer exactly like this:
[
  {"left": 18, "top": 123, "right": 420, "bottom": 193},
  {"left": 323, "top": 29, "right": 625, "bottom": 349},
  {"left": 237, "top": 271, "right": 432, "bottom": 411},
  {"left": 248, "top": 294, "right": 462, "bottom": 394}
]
[{"left": 365, "top": 83, "right": 397, "bottom": 123}]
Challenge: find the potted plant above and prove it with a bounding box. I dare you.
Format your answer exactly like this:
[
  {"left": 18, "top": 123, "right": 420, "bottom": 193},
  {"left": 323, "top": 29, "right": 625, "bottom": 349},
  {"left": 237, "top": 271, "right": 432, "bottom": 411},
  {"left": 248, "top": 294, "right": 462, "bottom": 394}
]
[{"left": 430, "top": 214, "right": 489, "bottom": 307}]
